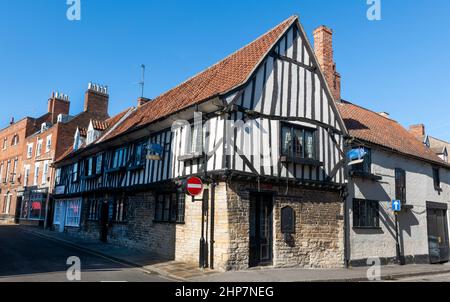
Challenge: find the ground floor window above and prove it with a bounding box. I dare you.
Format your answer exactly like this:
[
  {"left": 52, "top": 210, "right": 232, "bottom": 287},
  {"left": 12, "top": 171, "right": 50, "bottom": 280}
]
[
  {"left": 20, "top": 192, "right": 47, "bottom": 220},
  {"left": 65, "top": 199, "right": 82, "bottom": 227},
  {"left": 88, "top": 200, "right": 100, "bottom": 221},
  {"left": 154, "top": 193, "right": 185, "bottom": 223},
  {"left": 112, "top": 199, "right": 127, "bottom": 223},
  {"left": 53, "top": 201, "right": 63, "bottom": 225},
  {"left": 353, "top": 199, "right": 380, "bottom": 228}
]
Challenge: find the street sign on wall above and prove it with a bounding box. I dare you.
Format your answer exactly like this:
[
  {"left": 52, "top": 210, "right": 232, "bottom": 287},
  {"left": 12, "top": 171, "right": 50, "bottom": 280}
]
[{"left": 186, "top": 177, "right": 204, "bottom": 197}]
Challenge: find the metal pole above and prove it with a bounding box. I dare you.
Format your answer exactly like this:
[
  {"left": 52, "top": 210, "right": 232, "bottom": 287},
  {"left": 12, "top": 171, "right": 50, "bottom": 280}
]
[{"left": 394, "top": 212, "right": 403, "bottom": 265}]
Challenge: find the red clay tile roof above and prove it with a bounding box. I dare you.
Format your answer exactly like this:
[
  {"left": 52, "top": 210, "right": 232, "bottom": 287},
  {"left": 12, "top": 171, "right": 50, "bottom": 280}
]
[
  {"left": 101, "top": 16, "right": 297, "bottom": 142},
  {"left": 337, "top": 100, "right": 449, "bottom": 167},
  {"left": 91, "top": 120, "right": 109, "bottom": 131}
]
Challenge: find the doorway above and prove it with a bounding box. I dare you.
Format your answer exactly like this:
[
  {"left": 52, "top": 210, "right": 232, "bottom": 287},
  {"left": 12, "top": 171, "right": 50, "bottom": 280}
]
[
  {"left": 249, "top": 193, "right": 273, "bottom": 267},
  {"left": 100, "top": 201, "right": 110, "bottom": 242},
  {"left": 427, "top": 202, "right": 450, "bottom": 264}
]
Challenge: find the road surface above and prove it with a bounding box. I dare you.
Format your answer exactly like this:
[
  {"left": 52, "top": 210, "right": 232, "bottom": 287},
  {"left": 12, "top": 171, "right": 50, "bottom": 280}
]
[{"left": 0, "top": 226, "right": 171, "bottom": 282}]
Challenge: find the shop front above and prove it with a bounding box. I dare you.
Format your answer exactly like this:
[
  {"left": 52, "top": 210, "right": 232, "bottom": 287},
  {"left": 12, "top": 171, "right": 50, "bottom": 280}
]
[
  {"left": 53, "top": 198, "right": 82, "bottom": 233},
  {"left": 19, "top": 188, "right": 48, "bottom": 226}
]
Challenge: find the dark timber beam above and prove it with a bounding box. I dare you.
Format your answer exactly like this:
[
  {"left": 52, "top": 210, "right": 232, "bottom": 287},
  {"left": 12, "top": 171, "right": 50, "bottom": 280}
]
[{"left": 269, "top": 52, "right": 317, "bottom": 73}]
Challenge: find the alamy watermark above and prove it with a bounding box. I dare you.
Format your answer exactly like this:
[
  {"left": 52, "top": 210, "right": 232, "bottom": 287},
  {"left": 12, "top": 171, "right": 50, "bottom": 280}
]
[
  {"left": 66, "top": 256, "right": 81, "bottom": 281},
  {"left": 366, "top": 257, "right": 381, "bottom": 281},
  {"left": 367, "top": 0, "right": 382, "bottom": 21},
  {"left": 66, "top": 0, "right": 81, "bottom": 21}
]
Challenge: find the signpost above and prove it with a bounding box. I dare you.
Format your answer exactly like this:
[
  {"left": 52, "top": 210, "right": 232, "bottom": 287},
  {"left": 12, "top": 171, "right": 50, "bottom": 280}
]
[
  {"left": 392, "top": 200, "right": 404, "bottom": 265},
  {"left": 186, "top": 177, "right": 204, "bottom": 197}
]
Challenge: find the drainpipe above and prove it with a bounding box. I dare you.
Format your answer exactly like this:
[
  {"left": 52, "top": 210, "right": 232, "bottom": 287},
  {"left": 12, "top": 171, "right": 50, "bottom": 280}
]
[{"left": 209, "top": 181, "right": 216, "bottom": 270}]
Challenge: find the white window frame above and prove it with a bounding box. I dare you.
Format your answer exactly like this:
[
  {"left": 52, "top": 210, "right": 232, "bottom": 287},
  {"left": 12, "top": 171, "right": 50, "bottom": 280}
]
[
  {"left": 65, "top": 199, "right": 82, "bottom": 227},
  {"left": 27, "top": 143, "right": 33, "bottom": 159},
  {"left": 42, "top": 161, "right": 49, "bottom": 185},
  {"left": 34, "top": 163, "right": 40, "bottom": 186},
  {"left": 46, "top": 135, "right": 52, "bottom": 153},
  {"left": 36, "top": 139, "right": 43, "bottom": 157},
  {"left": 24, "top": 165, "right": 30, "bottom": 187}
]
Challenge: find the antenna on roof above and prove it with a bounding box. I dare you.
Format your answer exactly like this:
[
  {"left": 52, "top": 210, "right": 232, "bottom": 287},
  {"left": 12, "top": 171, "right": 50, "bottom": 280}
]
[{"left": 139, "top": 64, "right": 146, "bottom": 98}]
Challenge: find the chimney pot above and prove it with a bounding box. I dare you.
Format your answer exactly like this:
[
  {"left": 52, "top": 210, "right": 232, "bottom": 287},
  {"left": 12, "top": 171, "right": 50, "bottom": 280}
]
[{"left": 138, "top": 97, "right": 152, "bottom": 107}]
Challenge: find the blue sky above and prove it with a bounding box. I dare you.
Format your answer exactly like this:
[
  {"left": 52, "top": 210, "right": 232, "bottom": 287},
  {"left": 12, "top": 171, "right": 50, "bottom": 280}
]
[{"left": 1, "top": 0, "right": 449, "bottom": 140}]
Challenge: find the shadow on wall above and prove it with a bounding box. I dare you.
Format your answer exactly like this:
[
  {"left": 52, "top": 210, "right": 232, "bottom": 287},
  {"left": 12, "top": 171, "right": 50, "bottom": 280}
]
[{"left": 343, "top": 118, "right": 369, "bottom": 131}]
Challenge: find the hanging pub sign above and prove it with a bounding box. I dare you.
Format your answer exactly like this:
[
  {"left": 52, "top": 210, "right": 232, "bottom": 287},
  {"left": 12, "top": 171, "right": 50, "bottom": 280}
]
[
  {"left": 347, "top": 147, "right": 368, "bottom": 166},
  {"left": 146, "top": 143, "right": 163, "bottom": 161}
]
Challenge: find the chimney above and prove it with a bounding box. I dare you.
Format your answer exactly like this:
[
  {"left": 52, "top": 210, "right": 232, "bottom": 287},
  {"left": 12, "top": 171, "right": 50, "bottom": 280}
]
[
  {"left": 313, "top": 25, "right": 341, "bottom": 102},
  {"left": 10, "top": 117, "right": 14, "bottom": 125},
  {"left": 409, "top": 124, "right": 426, "bottom": 141},
  {"left": 48, "top": 92, "right": 70, "bottom": 124},
  {"left": 137, "top": 97, "right": 152, "bottom": 107},
  {"left": 378, "top": 112, "right": 390, "bottom": 119},
  {"left": 84, "top": 82, "right": 109, "bottom": 118}
]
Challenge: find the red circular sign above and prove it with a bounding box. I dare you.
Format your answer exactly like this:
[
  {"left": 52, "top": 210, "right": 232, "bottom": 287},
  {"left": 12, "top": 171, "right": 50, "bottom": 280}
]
[{"left": 186, "top": 177, "right": 204, "bottom": 196}]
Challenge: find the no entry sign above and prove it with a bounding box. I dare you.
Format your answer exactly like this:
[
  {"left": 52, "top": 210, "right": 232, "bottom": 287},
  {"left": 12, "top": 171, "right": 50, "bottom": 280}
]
[{"left": 186, "top": 177, "right": 204, "bottom": 197}]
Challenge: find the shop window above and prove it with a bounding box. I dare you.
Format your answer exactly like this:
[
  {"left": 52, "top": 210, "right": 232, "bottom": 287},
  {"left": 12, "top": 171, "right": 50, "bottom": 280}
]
[
  {"left": 65, "top": 199, "right": 82, "bottom": 227},
  {"left": 53, "top": 201, "right": 63, "bottom": 225},
  {"left": 353, "top": 199, "right": 380, "bottom": 228}
]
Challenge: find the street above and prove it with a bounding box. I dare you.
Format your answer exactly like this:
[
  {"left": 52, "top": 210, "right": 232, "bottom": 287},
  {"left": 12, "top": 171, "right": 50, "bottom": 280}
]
[{"left": 0, "top": 226, "right": 171, "bottom": 282}]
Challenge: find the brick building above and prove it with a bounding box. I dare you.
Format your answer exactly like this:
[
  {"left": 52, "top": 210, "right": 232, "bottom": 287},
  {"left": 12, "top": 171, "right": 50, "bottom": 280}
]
[{"left": 0, "top": 83, "right": 112, "bottom": 225}]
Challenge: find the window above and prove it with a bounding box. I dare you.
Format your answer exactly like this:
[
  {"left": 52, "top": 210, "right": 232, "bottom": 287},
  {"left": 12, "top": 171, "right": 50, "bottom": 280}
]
[
  {"left": 12, "top": 135, "right": 19, "bottom": 146},
  {"left": 154, "top": 193, "right": 185, "bottom": 223},
  {"left": 46, "top": 135, "right": 52, "bottom": 152},
  {"left": 3, "top": 137, "right": 7, "bottom": 150},
  {"left": 53, "top": 201, "right": 63, "bottom": 225},
  {"left": 112, "top": 199, "right": 127, "bottom": 223},
  {"left": 351, "top": 148, "right": 372, "bottom": 174},
  {"left": 36, "top": 139, "right": 43, "bottom": 156},
  {"left": 281, "top": 124, "right": 316, "bottom": 160},
  {"left": 88, "top": 200, "right": 100, "bottom": 221},
  {"left": 85, "top": 157, "right": 95, "bottom": 177},
  {"left": 11, "top": 158, "right": 17, "bottom": 183},
  {"left": 42, "top": 161, "right": 49, "bottom": 185},
  {"left": 111, "top": 147, "right": 127, "bottom": 169},
  {"left": 186, "top": 125, "right": 203, "bottom": 155},
  {"left": 5, "top": 160, "right": 10, "bottom": 183},
  {"left": 65, "top": 199, "right": 82, "bottom": 227},
  {"left": 33, "top": 164, "right": 40, "bottom": 185},
  {"left": 395, "top": 168, "right": 406, "bottom": 203},
  {"left": 72, "top": 163, "right": 79, "bottom": 182},
  {"left": 27, "top": 143, "right": 33, "bottom": 159},
  {"left": 433, "top": 167, "right": 441, "bottom": 190},
  {"left": 2, "top": 194, "right": 11, "bottom": 214},
  {"left": 96, "top": 154, "right": 103, "bottom": 174},
  {"left": 24, "top": 165, "right": 30, "bottom": 186},
  {"left": 353, "top": 199, "right": 380, "bottom": 228},
  {"left": 0, "top": 162, "right": 3, "bottom": 183},
  {"left": 55, "top": 168, "right": 61, "bottom": 185},
  {"left": 131, "top": 142, "right": 146, "bottom": 167}
]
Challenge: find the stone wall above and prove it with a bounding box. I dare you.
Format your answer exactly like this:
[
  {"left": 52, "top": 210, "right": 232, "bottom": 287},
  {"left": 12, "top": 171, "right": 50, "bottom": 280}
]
[{"left": 225, "top": 181, "right": 345, "bottom": 270}]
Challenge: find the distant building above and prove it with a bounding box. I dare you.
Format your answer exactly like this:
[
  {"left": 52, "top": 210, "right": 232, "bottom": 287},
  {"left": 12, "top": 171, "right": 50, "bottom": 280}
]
[{"left": 0, "top": 83, "right": 112, "bottom": 226}]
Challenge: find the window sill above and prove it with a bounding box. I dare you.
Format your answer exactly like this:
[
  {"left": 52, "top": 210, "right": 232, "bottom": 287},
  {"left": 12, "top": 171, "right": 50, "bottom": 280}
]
[
  {"left": 353, "top": 226, "right": 382, "bottom": 231},
  {"left": 280, "top": 156, "right": 323, "bottom": 167},
  {"left": 178, "top": 153, "right": 203, "bottom": 162},
  {"left": 153, "top": 220, "right": 185, "bottom": 225},
  {"left": 349, "top": 171, "right": 382, "bottom": 181}
]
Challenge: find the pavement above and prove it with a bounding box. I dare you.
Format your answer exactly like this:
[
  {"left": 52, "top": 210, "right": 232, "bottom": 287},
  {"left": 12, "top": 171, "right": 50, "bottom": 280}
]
[{"left": 5, "top": 225, "right": 450, "bottom": 282}]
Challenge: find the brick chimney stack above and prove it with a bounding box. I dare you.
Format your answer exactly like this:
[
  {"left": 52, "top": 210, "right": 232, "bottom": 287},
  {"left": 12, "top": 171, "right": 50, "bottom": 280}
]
[
  {"left": 409, "top": 124, "right": 426, "bottom": 141},
  {"left": 313, "top": 25, "right": 341, "bottom": 102},
  {"left": 48, "top": 92, "right": 70, "bottom": 124},
  {"left": 84, "top": 82, "right": 109, "bottom": 118},
  {"left": 137, "top": 97, "right": 152, "bottom": 107}
]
